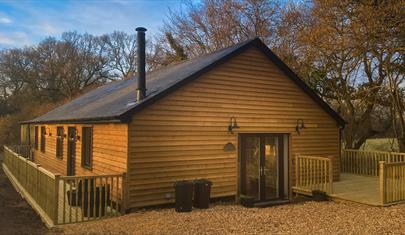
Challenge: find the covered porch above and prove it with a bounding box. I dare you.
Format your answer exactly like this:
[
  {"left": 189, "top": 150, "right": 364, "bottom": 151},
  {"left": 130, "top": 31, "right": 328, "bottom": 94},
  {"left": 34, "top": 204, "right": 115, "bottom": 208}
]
[{"left": 293, "top": 150, "right": 405, "bottom": 206}]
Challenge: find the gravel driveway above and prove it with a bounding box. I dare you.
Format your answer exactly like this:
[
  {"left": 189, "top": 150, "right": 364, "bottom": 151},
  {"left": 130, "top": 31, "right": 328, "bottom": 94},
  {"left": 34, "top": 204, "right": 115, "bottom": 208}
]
[{"left": 58, "top": 201, "right": 405, "bottom": 235}]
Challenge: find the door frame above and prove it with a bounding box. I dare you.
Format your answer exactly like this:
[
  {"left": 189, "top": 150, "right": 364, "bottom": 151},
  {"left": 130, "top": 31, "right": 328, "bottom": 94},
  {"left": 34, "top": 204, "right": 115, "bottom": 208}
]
[
  {"left": 238, "top": 133, "right": 288, "bottom": 202},
  {"left": 67, "top": 127, "right": 76, "bottom": 176}
]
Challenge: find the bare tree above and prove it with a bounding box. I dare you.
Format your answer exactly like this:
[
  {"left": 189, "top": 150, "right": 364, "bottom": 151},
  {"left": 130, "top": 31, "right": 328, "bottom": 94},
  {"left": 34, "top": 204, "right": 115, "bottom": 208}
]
[
  {"left": 163, "top": 0, "right": 280, "bottom": 57},
  {"left": 103, "top": 31, "right": 137, "bottom": 79}
]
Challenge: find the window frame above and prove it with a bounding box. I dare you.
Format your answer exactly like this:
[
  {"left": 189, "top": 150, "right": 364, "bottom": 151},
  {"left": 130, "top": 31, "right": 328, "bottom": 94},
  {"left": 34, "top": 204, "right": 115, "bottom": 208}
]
[
  {"left": 34, "top": 126, "right": 39, "bottom": 150},
  {"left": 56, "top": 126, "right": 64, "bottom": 159},
  {"left": 40, "top": 126, "right": 46, "bottom": 153},
  {"left": 81, "top": 126, "right": 93, "bottom": 170}
]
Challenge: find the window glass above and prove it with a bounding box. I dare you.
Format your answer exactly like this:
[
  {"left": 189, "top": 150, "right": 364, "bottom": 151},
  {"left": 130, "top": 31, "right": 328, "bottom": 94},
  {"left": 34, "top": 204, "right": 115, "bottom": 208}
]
[
  {"left": 81, "top": 127, "right": 93, "bottom": 169},
  {"left": 56, "top": 127, "right": 64, "bottom": 158},
  {"left": 40, "top": 127, "right": 46, "bottom": 152},
  {"left": 34, "top": 126, "right": 39, "bottom": 150}
]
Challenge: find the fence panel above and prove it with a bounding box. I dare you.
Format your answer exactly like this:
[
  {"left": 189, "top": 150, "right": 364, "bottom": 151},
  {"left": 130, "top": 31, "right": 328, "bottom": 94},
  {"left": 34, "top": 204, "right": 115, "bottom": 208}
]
[
  {"left": 294, "top": 155, "right": 333, "bottom": 194},
  {"left": 3, "top": 146, "right": 126, "bottom": 226},
  {"left": 57, "top": 174, "right": 125, "bottom": 224},
  {"left": 8, "top": 145, "right": 31, "bottom": 159},
  {"left": 3, "top": 146, "right": 57, "bottom": 226},
  {"left": 342, "top": 150, "right": 405, "bottom": 176},
  {"left": 380, "top": 161, "right": 405, "bottom": 204}
]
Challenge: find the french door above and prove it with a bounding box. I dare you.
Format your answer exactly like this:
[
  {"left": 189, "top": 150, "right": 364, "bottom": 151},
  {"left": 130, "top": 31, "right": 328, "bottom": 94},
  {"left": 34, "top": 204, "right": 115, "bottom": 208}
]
[{"left": 240, "top": 134, "right": 285, "bottom": 201}]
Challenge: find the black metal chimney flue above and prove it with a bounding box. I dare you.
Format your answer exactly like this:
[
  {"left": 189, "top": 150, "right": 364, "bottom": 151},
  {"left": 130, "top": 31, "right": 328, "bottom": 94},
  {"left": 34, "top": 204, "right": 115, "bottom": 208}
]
[{"left": 136, "top": 27, "right": 147, "bottom": 101}]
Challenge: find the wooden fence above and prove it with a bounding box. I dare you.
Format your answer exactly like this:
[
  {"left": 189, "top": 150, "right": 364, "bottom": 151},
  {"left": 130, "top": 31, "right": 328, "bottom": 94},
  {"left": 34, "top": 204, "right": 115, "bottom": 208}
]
[
  {"left": 2, "top": 145, "right": 58, "bottom": 226},
  {"left": 8, "top": 144, "right": 31, "bottom": 159},
  {"left": 380, "top": 161, "right": 405, "bottom": 204},
  {"left": 2, "top": 146, "right": 126, "bottom": 227},
  {"left": 342, "top": 150, "right": 405, "bottom": 176},
  {"left": 293, "top": 155, "right": 333, "bottom": 195},
  {"left": 58, "top": 174, "right": 126, "bottom": 224}
]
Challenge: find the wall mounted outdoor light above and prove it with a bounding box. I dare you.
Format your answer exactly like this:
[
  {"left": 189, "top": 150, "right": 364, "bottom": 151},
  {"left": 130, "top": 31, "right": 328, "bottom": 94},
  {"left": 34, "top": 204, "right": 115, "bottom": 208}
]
[
  {"left": 228, "top": 117, "right": 240, "bottom": 134},
  {"left": 296, "top": 119, "right": 305, "bottom": 135}
]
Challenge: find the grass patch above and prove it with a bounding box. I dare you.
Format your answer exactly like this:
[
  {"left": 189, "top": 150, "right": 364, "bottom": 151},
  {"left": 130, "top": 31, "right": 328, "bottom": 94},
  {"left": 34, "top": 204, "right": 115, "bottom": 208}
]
[{"left": 361, "top": 138, "right": 399, "bottom": 152}]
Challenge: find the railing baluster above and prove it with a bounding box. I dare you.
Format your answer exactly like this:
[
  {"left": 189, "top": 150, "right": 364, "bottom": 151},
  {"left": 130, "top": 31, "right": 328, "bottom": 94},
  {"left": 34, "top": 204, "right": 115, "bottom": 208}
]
[
  {"left": 75, "top": 178, "right": 78, "bottom": 223},
  {"left": 69, "top": 180, "right": 72, "bottom": 223},
  {"left": 63, "top": 178, "right": 66, "bottom": 224},
  {"left": 116, "top": 175, "right": 119, "bottom": 214}
]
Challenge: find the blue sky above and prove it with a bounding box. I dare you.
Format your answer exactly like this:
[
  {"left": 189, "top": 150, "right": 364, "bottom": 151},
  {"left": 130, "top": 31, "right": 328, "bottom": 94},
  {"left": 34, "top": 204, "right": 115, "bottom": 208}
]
[{"left": 0, "top": 0, "right": 186, "bottom": 49}]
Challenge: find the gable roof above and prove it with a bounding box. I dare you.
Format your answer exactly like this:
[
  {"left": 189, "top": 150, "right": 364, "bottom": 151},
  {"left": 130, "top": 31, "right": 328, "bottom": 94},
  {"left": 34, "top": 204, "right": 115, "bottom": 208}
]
[{"left": 25, "top": 38, "right": 345, "bottom": 126}]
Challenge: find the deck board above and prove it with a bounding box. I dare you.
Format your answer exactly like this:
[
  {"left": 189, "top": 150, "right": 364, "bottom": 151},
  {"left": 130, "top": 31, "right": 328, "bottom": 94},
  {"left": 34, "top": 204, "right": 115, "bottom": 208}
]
[{"left": 331, "top": 173, "right": 381, "bottom": 206}]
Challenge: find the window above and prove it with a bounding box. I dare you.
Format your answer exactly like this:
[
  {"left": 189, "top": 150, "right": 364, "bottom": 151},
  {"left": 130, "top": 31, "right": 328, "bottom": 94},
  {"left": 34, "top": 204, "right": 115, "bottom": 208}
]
[
  {"left": 40, "top": 126, "right": 46, "bottom": 152},
  {"left": 56, "top": 127, "right": 64, "bottom": 158},
  {"left": 81, "top": 127, "right": 93, "bottom": 169},
  {"left": 34, "top": 126, "right": 39, "bottom": 150}
]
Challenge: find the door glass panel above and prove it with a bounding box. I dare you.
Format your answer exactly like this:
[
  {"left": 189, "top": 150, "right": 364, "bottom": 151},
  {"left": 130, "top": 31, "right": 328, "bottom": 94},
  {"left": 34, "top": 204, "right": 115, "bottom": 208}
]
[
  {"left": 264, "top": 136, "right": 279, "bottom": 200},
  {"left": 243, "top": 136, "right": 260, "bottom": 200}
]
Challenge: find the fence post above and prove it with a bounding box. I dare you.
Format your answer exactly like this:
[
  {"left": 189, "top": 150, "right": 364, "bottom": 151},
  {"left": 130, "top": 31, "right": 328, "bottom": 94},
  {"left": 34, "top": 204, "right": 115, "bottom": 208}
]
[
  {"left": 35, "top": 164, "right": 41, "bottom": 201},
  {"left": 122, "top": 172, "right": 127, "bottom": 214},
  {"left": 295, "top": 155, "right": 299, "bottom": 189},
  {"left": 53, "top": 174, "right": 60, "bottom": 224},
  {"left": 329, "top": 158, "right": 333, "bottom": 194},
  {"left": 24, "top": 158, "right": 29, "bottom": 189},
  {"left": 379, "top": 161, "right": 386, "bottom": 205}
]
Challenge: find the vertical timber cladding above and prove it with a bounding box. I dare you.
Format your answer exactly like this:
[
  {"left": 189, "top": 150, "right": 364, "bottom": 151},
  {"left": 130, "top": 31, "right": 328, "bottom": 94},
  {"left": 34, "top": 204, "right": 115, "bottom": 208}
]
[
  {"left": 32, "top": 123, "right": 128, "bottom": 175},
  {"left": 127, "top": 47, "right": 340, "bottom": 208}
]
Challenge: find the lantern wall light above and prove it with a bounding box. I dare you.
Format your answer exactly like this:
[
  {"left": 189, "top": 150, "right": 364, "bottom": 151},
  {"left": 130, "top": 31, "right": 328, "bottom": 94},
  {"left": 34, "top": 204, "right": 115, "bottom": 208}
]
[
  {"left": 296, "top": 119, "right": 305, "bottom": 135},
  {"left": 228, "top": 117, "right": 240, "bottom": 134}
]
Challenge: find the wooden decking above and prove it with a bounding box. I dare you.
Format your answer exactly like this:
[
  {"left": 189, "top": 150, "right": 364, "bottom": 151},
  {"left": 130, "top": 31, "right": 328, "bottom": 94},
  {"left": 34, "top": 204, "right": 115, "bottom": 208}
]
[
  {"left": 294, "top": 151, "right": 405, "bottom": 206},
  {"left": 331, "top": 173, "right": 380, "bottom": 206}
]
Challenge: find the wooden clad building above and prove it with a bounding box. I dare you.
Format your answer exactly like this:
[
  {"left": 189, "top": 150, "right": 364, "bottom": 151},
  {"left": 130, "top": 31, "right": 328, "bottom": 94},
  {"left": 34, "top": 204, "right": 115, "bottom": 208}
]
[{"left": 22, "top": 35, "right": 345, "bottom": 209}]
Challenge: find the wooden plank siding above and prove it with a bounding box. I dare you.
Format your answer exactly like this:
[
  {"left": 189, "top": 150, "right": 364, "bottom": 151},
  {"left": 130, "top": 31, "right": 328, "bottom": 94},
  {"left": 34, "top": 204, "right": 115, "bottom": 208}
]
[
  {"left": 32, "top": 123, "right": 128, "bottom": 176},
  {"left": 127, "top": 47, "right": 340, "bottom": 208}
]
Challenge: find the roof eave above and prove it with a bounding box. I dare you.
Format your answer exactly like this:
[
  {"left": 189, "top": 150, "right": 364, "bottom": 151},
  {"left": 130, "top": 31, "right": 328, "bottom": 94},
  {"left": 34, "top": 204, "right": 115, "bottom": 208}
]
[{"left": 20, "top": 116, "right": 123, "bottom": 125}]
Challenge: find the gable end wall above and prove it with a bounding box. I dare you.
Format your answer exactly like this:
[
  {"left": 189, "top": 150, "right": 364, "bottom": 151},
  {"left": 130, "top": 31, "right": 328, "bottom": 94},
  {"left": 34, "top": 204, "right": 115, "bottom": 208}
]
[{"left": 127, "top": 47, "right": 340, "bottom": 208}]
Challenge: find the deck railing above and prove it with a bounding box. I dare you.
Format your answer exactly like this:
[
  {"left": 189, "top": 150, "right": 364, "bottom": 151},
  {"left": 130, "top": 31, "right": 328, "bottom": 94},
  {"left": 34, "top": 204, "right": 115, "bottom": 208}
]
[
  {"left": 58, "top": 174, "right": 126, "bottom": 224},
  {"left": 342, "top": 150, "right": 405, "bottom": 176},
  {"left": 2, "top": 146, "right": 126, "bottom": 227},
  {"left": 380, "top": 161, "right": 405, "bottom": 205},
  {"left": 8, "top": 144, "right": 31, "bottom": 159},
  {"left": 2, "top": 145, "right": 58, "bottom": 226},
  {"left": 293, "top": 155, "right": 333, "bottom": 195}
]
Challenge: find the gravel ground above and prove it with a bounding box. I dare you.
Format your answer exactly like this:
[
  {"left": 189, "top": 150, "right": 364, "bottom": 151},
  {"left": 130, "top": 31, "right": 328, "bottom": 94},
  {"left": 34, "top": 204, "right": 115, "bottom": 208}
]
[{"left": 57, "top": 201, "right": 405, "bottom": 235}]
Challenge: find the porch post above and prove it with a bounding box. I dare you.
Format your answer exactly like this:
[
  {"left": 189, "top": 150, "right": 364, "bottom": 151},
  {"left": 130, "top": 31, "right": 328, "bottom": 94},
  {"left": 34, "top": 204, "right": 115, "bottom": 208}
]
[
  {"left": 295, "top": 155, "right": 299, "bottom": 189},
  {"left": 328, "top": 158, "right": 333, "bottom": 194},
  {"left": 379, "top": 161, "right": 386, "bottom": 205},
  {"left": 54, "top": 174, "right": 60, "bottom": 224}
]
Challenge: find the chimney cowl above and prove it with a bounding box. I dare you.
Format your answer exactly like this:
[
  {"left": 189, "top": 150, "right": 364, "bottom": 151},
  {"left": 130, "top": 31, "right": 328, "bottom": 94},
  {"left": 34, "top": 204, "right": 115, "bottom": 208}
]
[
  {"left": 136, "top": 27, "right": 147, "bottom": 32},
  {"left": 136, "top": 27, "right": 147, "bottom": 101}
]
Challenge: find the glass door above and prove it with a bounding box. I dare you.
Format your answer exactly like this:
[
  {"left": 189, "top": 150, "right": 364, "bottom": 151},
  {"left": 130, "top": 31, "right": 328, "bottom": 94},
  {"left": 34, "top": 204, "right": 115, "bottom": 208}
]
[
  {"left": 241, "top": 134, "right": 284, "bottom": 202},
  {"left": 241, "top": 136, "right": 261, "bottom": 200},
  {"left": 263, "top": 136, "right": 283, "bottom": 200}
]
